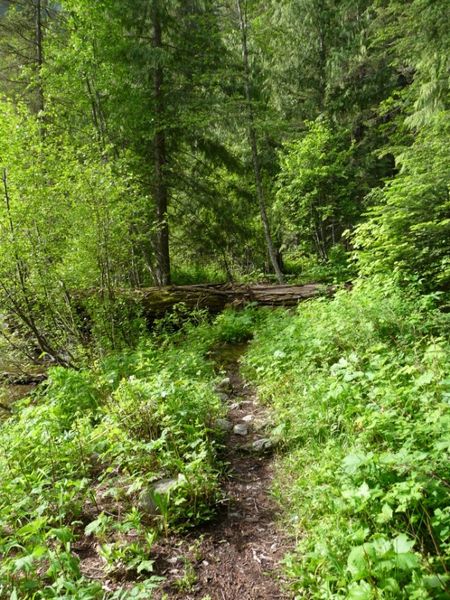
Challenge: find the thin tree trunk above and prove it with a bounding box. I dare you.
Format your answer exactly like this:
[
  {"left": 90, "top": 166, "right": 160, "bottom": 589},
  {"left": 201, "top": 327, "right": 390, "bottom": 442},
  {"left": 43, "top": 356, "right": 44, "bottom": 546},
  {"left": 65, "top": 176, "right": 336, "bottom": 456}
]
[
  {"left": 152, "top": 1, "right": 171, "bottom": 286},
  {"left": 236, "top": 0, "right": 284, "bottom": 284},
  {"left": 85, "top": 74, "right": 106, "bottom": 146},
  {"left": 317, "top": 5, "right": 327, "bottom": 112},
  {"left": 34, "top": 0, "right": 45, "bottom": 115},
  {"left": 2, "top": 169, "right": 74, "bottom": 367}
]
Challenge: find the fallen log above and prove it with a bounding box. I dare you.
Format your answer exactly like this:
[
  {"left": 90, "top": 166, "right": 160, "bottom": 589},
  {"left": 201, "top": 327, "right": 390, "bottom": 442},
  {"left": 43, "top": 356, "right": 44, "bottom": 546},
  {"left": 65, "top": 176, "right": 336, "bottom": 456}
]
[
  {"left": 0, "top": 372, "right": 46, "bottom": 385},
  {"left": 117, "top": 282, "right": 329, "bottom": 320}
]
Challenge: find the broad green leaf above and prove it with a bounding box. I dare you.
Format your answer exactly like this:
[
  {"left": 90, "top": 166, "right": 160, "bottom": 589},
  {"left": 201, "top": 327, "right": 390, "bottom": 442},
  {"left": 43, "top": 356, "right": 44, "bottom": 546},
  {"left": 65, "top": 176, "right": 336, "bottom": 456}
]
[
  {"left": 393, "top": 534, "right": 415, "bottom": 555},
  {"left": 347, "top": 545, "right": 369, "bottom": 579},
  {"left": 346, "top": 580, "right": 374, "bottom": 600}
]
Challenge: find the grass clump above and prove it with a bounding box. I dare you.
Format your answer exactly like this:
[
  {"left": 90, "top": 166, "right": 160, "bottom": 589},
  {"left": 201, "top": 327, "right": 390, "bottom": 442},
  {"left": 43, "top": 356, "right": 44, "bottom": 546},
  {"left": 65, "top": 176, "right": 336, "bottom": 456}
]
[
  {"left": 0, "top": 315, "right": 227, "bottom": 599},
  {"left": 243, "top": 278, "right": 450, "bottom": 598},
  {"left": 212, "top": 306, "right": 261, "bottom": 344}
]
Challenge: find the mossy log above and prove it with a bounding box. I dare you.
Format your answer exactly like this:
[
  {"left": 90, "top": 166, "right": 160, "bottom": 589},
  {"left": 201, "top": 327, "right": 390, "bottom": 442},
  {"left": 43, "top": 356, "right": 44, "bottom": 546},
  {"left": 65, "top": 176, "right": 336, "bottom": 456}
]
[{"left": 121, "top": 283, "right": 327, "bottom": 319}]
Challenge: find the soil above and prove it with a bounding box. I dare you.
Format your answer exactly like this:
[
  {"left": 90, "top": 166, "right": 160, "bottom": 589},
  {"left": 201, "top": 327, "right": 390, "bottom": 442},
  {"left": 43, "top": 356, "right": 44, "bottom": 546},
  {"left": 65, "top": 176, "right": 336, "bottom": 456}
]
[
  {"left": 0, "top": 383, "right": 37, "bottom": 419},
  {"left": 152, "top": 342, "right": 292, "bottom": 600}
]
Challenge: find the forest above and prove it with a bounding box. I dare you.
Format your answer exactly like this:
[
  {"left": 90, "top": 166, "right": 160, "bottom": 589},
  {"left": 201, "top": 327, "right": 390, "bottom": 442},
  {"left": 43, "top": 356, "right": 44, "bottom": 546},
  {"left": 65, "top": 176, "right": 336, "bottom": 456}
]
[{"left": 0, "top": 0, "right": 449, "bottom": 598}]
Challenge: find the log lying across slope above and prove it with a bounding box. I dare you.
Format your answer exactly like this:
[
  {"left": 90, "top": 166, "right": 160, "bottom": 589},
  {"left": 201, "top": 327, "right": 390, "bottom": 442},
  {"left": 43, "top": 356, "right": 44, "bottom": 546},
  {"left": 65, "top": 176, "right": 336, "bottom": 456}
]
[{"left": 124, "top": 283, "right": 328, "bottom": 319}]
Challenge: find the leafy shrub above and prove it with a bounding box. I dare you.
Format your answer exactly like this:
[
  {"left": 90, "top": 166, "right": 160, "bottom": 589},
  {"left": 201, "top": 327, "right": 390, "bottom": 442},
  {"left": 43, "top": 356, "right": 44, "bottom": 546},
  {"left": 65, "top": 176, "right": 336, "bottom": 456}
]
[
  {"left": 276, "top": 119, "right": 359, "bottom": 261},
  {"left": 244, "top": 279, "right": 450, "bottom": 598},
  {"left": 44, "top": 367, "right": 100, "bottom": 426},
  {"left": 355, "top": 110, "right": 450, "bottom": 291},
  {"left": 0, "top": 320, "right": 225, "bottom": 598},
  {"left": 283, "top": 244, "right": 354, "bottom": 284},
  {"left": 212, "top": 307, "right": 260, "bottom": 343}
]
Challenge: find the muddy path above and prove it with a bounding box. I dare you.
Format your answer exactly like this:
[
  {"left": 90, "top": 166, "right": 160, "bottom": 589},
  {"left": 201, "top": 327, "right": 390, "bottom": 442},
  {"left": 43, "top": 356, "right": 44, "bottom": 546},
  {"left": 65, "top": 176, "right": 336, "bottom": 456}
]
[{"left": 154, "top": 343, "right": 291, "bottom": 599}]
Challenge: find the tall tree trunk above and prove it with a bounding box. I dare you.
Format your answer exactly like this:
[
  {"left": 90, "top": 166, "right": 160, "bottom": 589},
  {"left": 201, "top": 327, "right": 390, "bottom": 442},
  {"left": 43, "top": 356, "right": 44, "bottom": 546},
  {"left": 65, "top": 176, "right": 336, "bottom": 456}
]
[
  {"left": 236, "top": 0, "right": 284, "bottom": 284},
  {"left": 152, "top": 1, "right": 171, "bottom": 286},
  {"left": 34, "top": 0, "right": 45, "bottom": 115}
]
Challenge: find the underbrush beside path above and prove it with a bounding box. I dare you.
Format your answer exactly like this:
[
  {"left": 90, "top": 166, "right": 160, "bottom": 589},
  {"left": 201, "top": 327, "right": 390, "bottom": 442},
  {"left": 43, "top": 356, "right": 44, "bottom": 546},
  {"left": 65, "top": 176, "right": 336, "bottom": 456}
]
[
  {"left": 1, "top": 279, "right": 450, "bottom": 598},
  {"left": 0, "top": 307, "right": 289, "bottom": 599},
  {"left": 244, "top": 279, "right": 450, "bottom": 599},
  {"left": 0, "top": 315, "right": 228, "bottom": 598}
]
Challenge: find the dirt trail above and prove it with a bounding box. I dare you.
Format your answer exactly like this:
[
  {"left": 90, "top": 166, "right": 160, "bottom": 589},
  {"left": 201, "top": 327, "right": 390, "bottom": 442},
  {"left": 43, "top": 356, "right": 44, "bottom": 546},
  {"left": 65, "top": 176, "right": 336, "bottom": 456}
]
[{"left": 154, "top": 343, "right": 291, "bottom": 599}]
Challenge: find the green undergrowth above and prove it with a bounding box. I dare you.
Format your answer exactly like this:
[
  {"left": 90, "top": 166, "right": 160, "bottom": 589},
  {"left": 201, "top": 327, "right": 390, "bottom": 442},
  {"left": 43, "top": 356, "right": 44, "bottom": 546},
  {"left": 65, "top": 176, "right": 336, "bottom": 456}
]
[
  {"left": 243, "top": 279, "right": 450, "bottom": 598},
  {"left": 0, "top": 308, "right": 260, "bottom": 599}
]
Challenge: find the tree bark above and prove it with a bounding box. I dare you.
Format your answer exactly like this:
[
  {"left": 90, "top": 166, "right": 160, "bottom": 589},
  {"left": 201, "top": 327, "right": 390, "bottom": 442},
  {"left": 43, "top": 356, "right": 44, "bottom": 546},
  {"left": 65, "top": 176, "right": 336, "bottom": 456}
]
[
  {"left": 80, "top": 282, "right": 327, "bottom": 322},
  {"left": 152, "top": 1, "right": 171, "bottom": 286},
  {"left": 34, "top": 0, "right": 45, "bottom": 115},
  {"left": 236, "top": 0, "right": 284, "bottom": 284}
]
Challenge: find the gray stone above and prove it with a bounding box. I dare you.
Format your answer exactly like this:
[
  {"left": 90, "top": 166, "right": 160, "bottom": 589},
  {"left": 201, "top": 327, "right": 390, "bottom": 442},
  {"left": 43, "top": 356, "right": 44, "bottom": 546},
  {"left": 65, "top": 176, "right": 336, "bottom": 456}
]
[
  {"left": 138, "top": 489, "right": 158, "bottom": 515},
  {"left": 253, "top": 418, "right": 269, "bottom": 432},
  {"left": 215, "top": 418, "right": 233, "bottom": 432},
  {"left": 233, "top": 423, "right": 248, "bottom": 436},
  {"left": 216, "top": 377, "right": 231, "bottom": 391},
  {"left": 153, "top": 478, "right": 179, "bottom": 495},
  {"left": 242, "top": 415, "right": 253, "bottom": 423},
  {"left": 138, "top": 477, "right": 180, "bottom": 515},
  {"left": 252, "top": 438, "right": 273, "bottom": 452}
]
